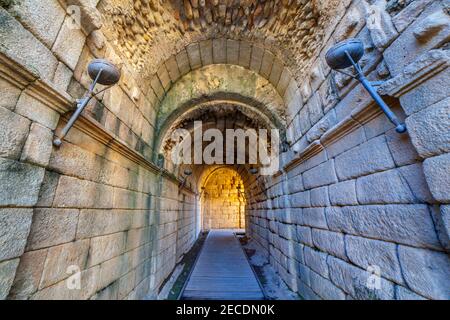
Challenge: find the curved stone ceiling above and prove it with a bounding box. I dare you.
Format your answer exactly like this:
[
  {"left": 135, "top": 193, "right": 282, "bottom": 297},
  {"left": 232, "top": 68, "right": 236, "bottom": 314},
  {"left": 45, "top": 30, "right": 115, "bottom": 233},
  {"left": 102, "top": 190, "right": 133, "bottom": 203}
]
[{"left": 98, "top": 0, "right": 345, "bottom": 80}]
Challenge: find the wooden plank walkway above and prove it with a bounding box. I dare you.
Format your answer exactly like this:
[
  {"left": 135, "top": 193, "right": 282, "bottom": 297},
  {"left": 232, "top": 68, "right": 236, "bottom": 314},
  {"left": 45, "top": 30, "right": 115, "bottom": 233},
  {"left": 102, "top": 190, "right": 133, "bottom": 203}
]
[{"left": 181, "top": 229, "right": 265, "bottom": 300}]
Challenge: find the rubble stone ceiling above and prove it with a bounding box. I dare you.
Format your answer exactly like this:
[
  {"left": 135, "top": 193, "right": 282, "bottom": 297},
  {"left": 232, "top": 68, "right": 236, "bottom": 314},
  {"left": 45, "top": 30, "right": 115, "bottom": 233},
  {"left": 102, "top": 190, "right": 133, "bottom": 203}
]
[
  {"left": 162, "top": 102, "right": 273, "bottom": 154},
  {"left": 99, "top": 0, "right": 344, "bottom": 81}
]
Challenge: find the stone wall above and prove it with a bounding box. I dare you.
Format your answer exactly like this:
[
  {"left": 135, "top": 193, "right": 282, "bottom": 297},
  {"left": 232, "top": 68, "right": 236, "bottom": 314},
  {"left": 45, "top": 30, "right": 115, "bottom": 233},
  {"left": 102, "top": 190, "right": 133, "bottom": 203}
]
[
  {"left": 202, "top": 168, "right": 245, "bottom": 230},
  {"left": 0, "top": 0, "right": 197, "bottom": 300},
  {"left": 247, "top": 0, "right": 450, "bottom": 300}
]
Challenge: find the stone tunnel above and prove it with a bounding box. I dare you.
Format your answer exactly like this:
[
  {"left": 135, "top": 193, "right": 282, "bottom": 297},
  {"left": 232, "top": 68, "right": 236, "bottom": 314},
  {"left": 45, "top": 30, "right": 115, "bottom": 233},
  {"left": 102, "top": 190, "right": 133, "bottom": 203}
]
[{"left": 0, "top": 0, "right": 449, "bottom": 300}]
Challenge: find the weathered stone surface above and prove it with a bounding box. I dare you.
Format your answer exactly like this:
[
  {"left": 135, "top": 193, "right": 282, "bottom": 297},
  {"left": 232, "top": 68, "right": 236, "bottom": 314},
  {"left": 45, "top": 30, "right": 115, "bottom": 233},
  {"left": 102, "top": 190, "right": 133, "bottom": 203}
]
[
  {"left": 385, "top": 128, "right": 419, "bottom": 166},
  {"left": 310, "top": 270, "right": 346, "bottom": 300},
  {"left": 0, "top": 106, "right": 31, "bottom": 160},
  {"left": 0, "top": 208, "right": 33, "bottom": 261},
  {"left": 0, "top": 78, "right": 21, "bottom": 110},
  {"left": 312, "top": 229, "right": 346, "bottom": 261},
  {"left": 383, "top": 3, "right": 450, "bottom": 76},
  {"left": 290, "top": 191, "right": 310, "bottom": 208},
  {"left": 324, "top": 124, "right": 366, "bottom": 159},
  {"left": 329, "top": 180, "right": 358, "bottom": 206},
  {"left": 335, "top": 136, "right": 395, "bottom": 180},
  {"left": 310, "top": 187, "right": 330, "bottom": 207},
  {"left": 40, "top": 240, "right": 90, "bottom": 289},
  {"left": 51, "top": 16, "right": 86, "bottom": 70},
  {"left": 26, "top": 208, "right": 79, "bottom": 250},
  {"left": 77, "top": 209, "right": 132, "bottom": 239},
  {"left": 0, "top": 158, "right": 45, "bottom": 206},
  {"left": 0, "top": 8, "right": 58, "bottom": 80},
  {"left": 287, "top": 174, "right": 303, "bottom": 194},
  {"left": 8, "top": 249, "right": 47, "bottom": 299},
  {"left": 406, "top": 97, "right": 450, "bottom": 158},
  {"left": 302, "top": 208, "right": 328, "bottom": 230},
  {"left": 296, "top": 226, "right": 313, "bottom": 247},
  {"left": 15, "top": 93, "right": 60, "bottom": 130},
  {"left": 32, "top": 265, "right": 100, "bottom": 300},
  {"left": 398, "top": 245, "right": 450, "bottom": 300},
  {"left": 304, "top": 246, "right": 329, "bottom": 279},
  {"left": 20, "top": 123, "right": 53, "bottom": 167},
  {"left": 303, "top": 160, "right": 337, "bottom": 189},
  {"left": 53, "top": 176, "right": 114, "bottom": 209},
  {"left": 8, "top": 0, "right": 65, "bottom": 48},
  {"left": 356, "top": 169, "right": 416, "bottom": 204},
  {"left": 398, "top": 163, "right": 435, "bottom": 204},
  {"left": 88, "top": 232, "right": 126, "bottom": 267},
  {"left": 326, "top": 205, "right": 441, "bottom": 249},
  {"left": 0, "top": 258, "right": 19, "bottom": 299},
  {"left": 328, "top": 256, "right": 395, "bottom": 300},
  {"left": 395, "top": 285, "right": 427, "bottom": 300},
  {"left": 423, "top": 153, "right": 450, "bottom": 203},
  {"left": 345, "top": 235, "right": 403, "bottom": 285},
  {"left": 392, "top": 0, "right": 434, "bottom": 33},
  {"left": 366, "top": 0, "right": 398, "bottom": 49}
]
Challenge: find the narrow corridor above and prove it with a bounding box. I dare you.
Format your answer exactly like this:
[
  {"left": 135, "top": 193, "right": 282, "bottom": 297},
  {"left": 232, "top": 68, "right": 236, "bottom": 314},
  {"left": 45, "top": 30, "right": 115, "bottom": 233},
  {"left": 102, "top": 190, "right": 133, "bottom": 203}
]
[{"left": 181, "top": 230, "right": 265, "bottom": 300}]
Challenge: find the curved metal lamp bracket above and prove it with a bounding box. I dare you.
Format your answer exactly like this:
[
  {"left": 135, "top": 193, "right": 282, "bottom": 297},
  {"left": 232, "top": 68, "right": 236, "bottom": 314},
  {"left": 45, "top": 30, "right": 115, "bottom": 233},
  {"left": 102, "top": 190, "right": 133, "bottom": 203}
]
[
  {"left": 53, "top": 59, "right": 121, "bottom": 147},
  {"left": 326, "top": 39, "right": 407, "bottom": 134}
]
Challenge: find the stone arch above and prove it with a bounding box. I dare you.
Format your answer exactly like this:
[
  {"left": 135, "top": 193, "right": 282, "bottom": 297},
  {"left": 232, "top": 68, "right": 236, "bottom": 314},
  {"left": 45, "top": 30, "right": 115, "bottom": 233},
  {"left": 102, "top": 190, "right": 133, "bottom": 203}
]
[
  {"left": 152, "top": 64, "right": 288, "bottom": 158},
  {"left": 147, "top": 39, "right": 298, "bottom": 103}
]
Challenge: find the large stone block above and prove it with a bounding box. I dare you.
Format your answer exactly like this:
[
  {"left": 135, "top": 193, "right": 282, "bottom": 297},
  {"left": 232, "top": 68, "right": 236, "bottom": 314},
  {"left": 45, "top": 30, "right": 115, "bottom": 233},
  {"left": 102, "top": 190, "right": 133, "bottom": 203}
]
[
  {"left": 53, "top": 176, "right": 114, "bottom": 209},
  {"left": 0, "top": 106, "right": 31, "bottom": 160},
  {"left": 303, "top": 160, "right": 338, "bottom": 189},
  {"left": 51, "top": 15, "right": 86, "bottom": 70},
  {"left": 329, "top": 180, "right": 358, "bottom": 206},
  {"left": 296, "top": 226, "right": 313, "bottom": 247},
  {"left": 76, "top": 209, "right": 132, "bottom": 239},
  {"left": 32, "top": 265, "right": 99, "bottom": 300},
  {"left": 302, "top": 208, "right": 328, "bottom": 230},
  {"left": 423, "top": 153, "right": 450, "bottom": 203},
  {"left": 345, "top": 235, "right": 403, "bottom": 285},
  {"left": 383, "top": 2, "right": 450, "bottom": 76},
  {"left": 398, "top": 246, "right": 450, "bottom": 300},
  {"left": 395, "top": 285, "right": 427, "bottom": 300},
  {"left": 406, "top": 97, "right": 450, "bottom": 158},
  {"left": 398, "top": 163, "right": 435, "bottom": 204},
  {"left": 326, "top": 205, "right": 441, "bottom": 250},
  {"left": 310, "top": 270, "right": 346, "bottom": 300},
  {"left": 88, "top": 232, "right": 126, "bottom": 267},
  {"left": 356, "top": 169, "right": 415, "bottom": 204},
  {"left": 39, "top": 239, "right": 90, "bottom": 289},
  {"left": 15, "top": 93, "right": 60, "bottom": 130},
  {"left": 328, "top": 256, "right": 395, "bottom": 300},
  {"left": 0, "top": 158, "right": 45, "bottom": 206},
  {"left": 312, "top": 229, "right": 347, "bottom": 261},
  {"left": 0, "top": 8, "right": 58, "bottom": 80},
  {"left": 385, "top": 128, "right": 419, "bottom": 166},
  {"left": 304, "top": 246, "right": 329, "bottom": 279},
  {"left": 335, "top": 135, "right": 395, "bottom": 180},
  {"left": 20, "top": 123, "right": 53, "bottom": 167},
  {"left": 310, "top": 187, "right": 330, "bottom": 207},
  {"left": 8, "top": 0, "right": 65, "bottom": 48},
  {"left": 0, "top": 258, "right": 19, "bottom": 299},
  {"left": 0, "top": 78, "right": 21, "bottom": 110},
  {"left": 290, "top": 191, "right": 310, "bottom": 208},
  {"left": 0, "top": 208, "right": 33, "bottom": 261},
  {"left": 8, "top": 248, "right": 47, "bottom": 299},
  {"left": 26, "top": 208, "right": 79, "bottom": 251}
]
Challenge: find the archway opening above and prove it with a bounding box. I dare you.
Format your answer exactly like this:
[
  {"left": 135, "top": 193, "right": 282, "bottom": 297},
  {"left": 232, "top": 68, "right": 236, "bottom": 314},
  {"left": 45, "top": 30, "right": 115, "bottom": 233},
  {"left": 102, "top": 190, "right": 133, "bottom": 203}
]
[{"left": 200, "top": 167, "right": 246, "bottom": 231}]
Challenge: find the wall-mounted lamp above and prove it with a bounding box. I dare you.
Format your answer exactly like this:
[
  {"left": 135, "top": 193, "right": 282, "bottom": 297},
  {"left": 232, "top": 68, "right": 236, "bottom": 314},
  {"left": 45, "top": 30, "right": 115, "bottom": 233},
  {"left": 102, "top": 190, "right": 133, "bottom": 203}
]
[
  {"left": 325, "top": 39, "right": 407, "bottom": 134},
  {"left": 53, "top": 59, "right": 121, "bottom": 147},
  {"left": 179, "top": 169, "right": 193, "bottom": 189}
]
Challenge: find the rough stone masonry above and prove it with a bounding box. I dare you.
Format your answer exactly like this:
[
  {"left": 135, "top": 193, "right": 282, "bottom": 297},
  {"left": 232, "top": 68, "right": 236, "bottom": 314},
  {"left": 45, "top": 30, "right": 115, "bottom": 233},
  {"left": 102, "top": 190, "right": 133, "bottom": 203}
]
[{"left": 0, "top": 0, "right": 449, "bottom": 300}]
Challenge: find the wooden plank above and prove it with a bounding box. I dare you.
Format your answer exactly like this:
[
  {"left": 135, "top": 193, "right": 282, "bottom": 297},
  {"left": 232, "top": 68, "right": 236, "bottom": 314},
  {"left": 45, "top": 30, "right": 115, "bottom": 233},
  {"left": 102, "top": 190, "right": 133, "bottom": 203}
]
[{"left": 181, "top": 229, "right": 264, "bottom": 300}]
